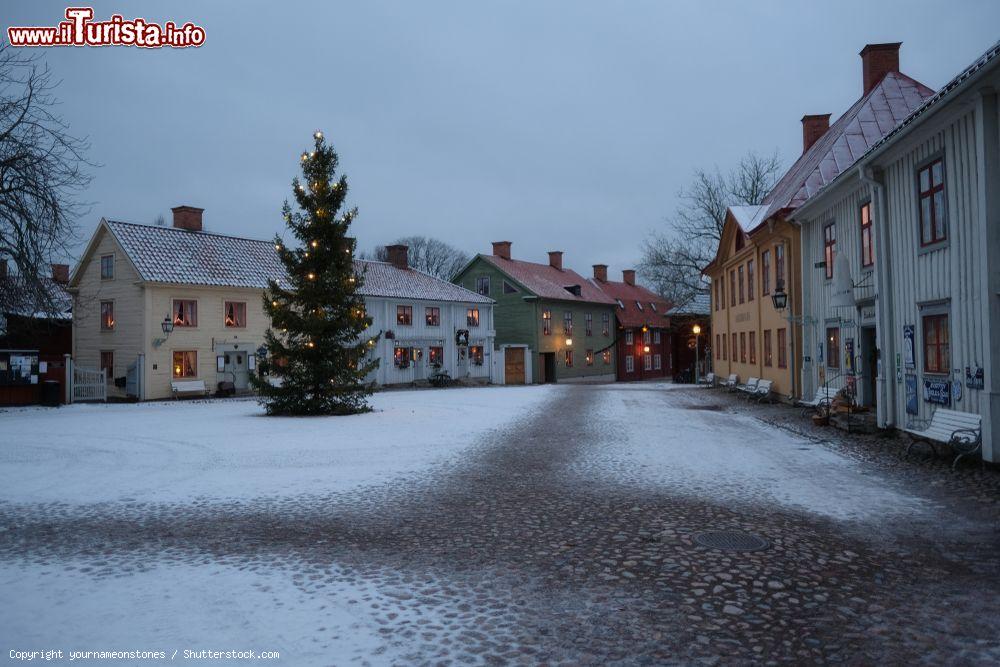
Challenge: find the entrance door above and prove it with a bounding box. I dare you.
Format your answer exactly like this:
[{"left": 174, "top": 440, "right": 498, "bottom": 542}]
[
  {"left": 504, "top": 347, "right": 525, "bottom": 385},
  {"left": 541, "top": 352, "right": 556, "bottom": 383},
  {"left": 860, "top": 327, "right": 877, "bottom": 407},
  {"left": 225, "top": 352, "right": 249, "bottom": 391}
]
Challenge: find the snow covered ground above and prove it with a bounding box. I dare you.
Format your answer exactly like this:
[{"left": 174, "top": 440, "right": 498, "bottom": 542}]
[
  {"left": 575, "top": 383, "right": 929, "bottom": 522},
  {"left": 0, "top": 386, "right": 550, "bottom": 505}
]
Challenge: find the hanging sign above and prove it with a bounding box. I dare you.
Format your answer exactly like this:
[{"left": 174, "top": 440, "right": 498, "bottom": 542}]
[
  {"left": 966, "top": 366, "right": 985, "bottom": 390},
  {"left": 905, "top": 374, "right": 918, "bottom": 414},
  {"left": 923, "top": 378, "right": 951, "bottom": 405},
  {"left": 902, "top": 325, "right": 915, "bottom": 368}
]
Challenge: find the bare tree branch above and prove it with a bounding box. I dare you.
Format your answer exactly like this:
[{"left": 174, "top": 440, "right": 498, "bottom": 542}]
[{"left": 361, "top": 236, "right": 471, "bottom": 281}]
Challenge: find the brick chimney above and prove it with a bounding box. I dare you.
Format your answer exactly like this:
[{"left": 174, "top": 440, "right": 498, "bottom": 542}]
[
  {"left": 492, "top": 241, "right": 511, "bottom": 260},
  {"left": 593, "top": 264, "right": 608, "bottom": 282},
  {"left": 860, "top": 42, "right": 901, "bottom": 95},
  {"left": 385, "top": 244, "right": 409, "bottom": 270},
  {"left": 548, "top": 251, "right": 563, "bottom": 271},
  {"left": 622, "top": 269, "right": 636, "bottom": 286},
  {"left": 51, "top": 263, "right": 70, "bottom": 284},
  {"left": 801, "top": 114, "right": 831, "bottom": 153},
  {"left": 171, "top": 205, "right": 204, "bottom": 232}
]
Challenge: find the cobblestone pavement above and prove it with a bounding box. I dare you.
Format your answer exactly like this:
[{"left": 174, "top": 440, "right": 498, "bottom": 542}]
[{"left": 3, "top": 384, "right": 1000, "bottom": 665}]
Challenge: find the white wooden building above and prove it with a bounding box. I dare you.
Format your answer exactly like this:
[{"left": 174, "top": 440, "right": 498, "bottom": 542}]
[
  {"left": 793, "top": 41, "right": 1000, "bottom": 462},
  {"left": 68, "top": 208, "right": 495, "bottom": 399}
]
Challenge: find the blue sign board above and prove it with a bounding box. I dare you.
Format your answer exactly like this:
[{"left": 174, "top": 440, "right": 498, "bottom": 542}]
[
  {"left": 923, "top": 378, "right": 951, "bottom": 406},
  {"left": 905, "top": 374, "right": 918, "bottom": 415}
]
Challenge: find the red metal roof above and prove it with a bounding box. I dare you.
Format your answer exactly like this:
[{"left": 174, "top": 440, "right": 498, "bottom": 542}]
[
  {"left": 755, "top": 71, "right": 934, "bottom": 230},
  {"left": 478, "top": 254, "right": 616, "bottom": 304},
  {"left": 589, "top": 278, "right": 672, "bottom": 328}
]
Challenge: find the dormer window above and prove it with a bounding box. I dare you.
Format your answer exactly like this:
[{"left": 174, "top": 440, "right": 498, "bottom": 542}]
[
  {"left": 735, "top": 232, "right": 746, "bottom": 252},
  {"left": 564, "top": 284, "right": 582, "bottom": 297},
  {"left": 616, "top": 299, "right": 624, "bottom": 309},
  {"left": 636, "top": 301, "right": 644, "bottom": 311},
  {"left": 650, "top": 303, "right": 657, "bottom": 312}
]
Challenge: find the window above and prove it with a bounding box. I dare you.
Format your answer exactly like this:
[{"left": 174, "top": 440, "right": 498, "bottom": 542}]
[
  {"left": 735, "top": 231, "right": 745, "bottom": 252},
  {"left": 715, "top": 334, "right": 721, "bottom": 359},
  {"left": 720, "top": 279, "right": 726, "bottom": 309},
  {"left": 643, "top": 354, "right": 652, "bottom": 371},
  {"left": 826, "top": 327, "right": 840, "bottom": 369},
  {"left": 636, "top": 301, "right": 644, "bottom": 311},
  {"left": 542, "top": 310, "right": 551, "bottom": 335},
  {"left": 823, "top": 224, "right": 836, "bottom": 280},
  {"left": 425, "top": 307, "right": 440, "bottom": 326},
  {"left": 602, "top": 349, "right": 611, "bottom": 365},
  {"left": 616, "top": 299, "right": 625, "bottom": 309},
  {"left": 100, "top": 351, "right": 113, "bottom": 377},
  {"left": 738, "top": 265, "right": 745, "bottom": 304},
  {"left": 922, "top": 314, "right": 950, "bottom": 374},
  {"left": 653, "top": 330, "right": 661, "bottom": 344},
  {"left": 714, "top": 280, "right": 721, "bottom": 311},
  {"left": 777, "top": 328, "right": 787, "bottom": 368},
  {"left": 224, "top": 301, "right": 246, "bottom": 328},
  {"left": 100, "top": 254, "right": 114, "bottom": 280},
  {"left": 503, "top": 280, "right": 518, "bottom": 294},
  {"left": 740, "top": 332, "right": 746, "bottom": 363},
  {"left": 470, "top": 346, "right": 484, "bottom": 366},
  {"left": 563, "top": 311, "right": 573, "bottom": 335},
  {"left": 763, "top": 330, "right": 772, "bottom": 367},
  {"left": 654, "top": 354, "right": 662, "bottom": 370},
  {"left": 625, "top": 330, "right": 634, "bottom": 345},
  {"left": 602, "top": 312, "right": 610, "bottom": 336},
  {"left": 860, "top": 202, "right": 874, "bottom": 267},
  {"left": 731, "top": 333, "right": 737, "bottom": 363},
  {"left": 749, "top": 331, "right": 756, "bottom": 364},
  {"left": 775, "top": 244, "right": 785, "bottom": 291},
  {"left": 650, "top": 303, "right": 657, "bottom": 312},
  {"left": 476, "top": 276, "right": 490, "bottom": 296},
  {"left": 173, "top": 299, "right": 197, "bottom": 327},
  {"left": 393, "top": 347, "right": 411, "bottom": 368},
  {"left": 643, "top": 329, "right": 651, "bottom": 344},
  {"left": 565, "top": 350, "right": 574, "bottom": 367},
  {"left": 722, "top": 333, "right": 727, "bottom": 360},
  {"left": 396, "top": 305, "right": 412, "bottom": 326},
  {"left": 729, "top": 270, "right": 736, "bottom": 306},
  {"left": 172, "top": 350, "right": 197, "bottom": 378},
  {"left": 585, "top": 313, "right": 593, "bottom": 336},
  {"left": 467, "top": 308, "right": 480, "bottom": 327},
  {"left": 429, "top": 346, "right": 443, "bottom": 366},
  {"left": 586, "top": 349, "right": 594, "bottom": 366},
  {"left": 625, "top": 355, "right": 634, "bottom": 373},
  {"left": 100, "top": 300, "right": 115, "bottom": 330},
  {"left": 918, "top": 158, "right": 946, "bottom": 246},
  {"left": 747, "top": 260, "right": 755, "bottom": 301},
  {"left": 761, "top": 250, "right": 771, "bottom": 295}
]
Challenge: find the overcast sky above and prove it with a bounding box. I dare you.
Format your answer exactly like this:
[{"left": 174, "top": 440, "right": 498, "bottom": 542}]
[{"left": 8, "top": 1, "right": 1000, "bottom": 280}]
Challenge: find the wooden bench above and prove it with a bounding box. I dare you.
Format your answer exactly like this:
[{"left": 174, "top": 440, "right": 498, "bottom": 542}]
[
  {"left": 736, "top": 377, "right": 759, "bottom": 396},
  {"left": 748, "top": 379, "right": 774, "bottom": 403},
  {"left": 171, "top": 379, "right": 209, "bottom": 399},
  {"left": 904, "top": 408, "right": 983, "bottom": 470},
  {"left": 798, "top": 386, "right": 836, "bottom": 416},
  {"left": 723, "top": 374, "right": 739, "bottom": 391}
]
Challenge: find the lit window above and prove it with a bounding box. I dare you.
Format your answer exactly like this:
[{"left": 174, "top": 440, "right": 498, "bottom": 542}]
[
  {"left": 172, "top": 350, "right": 197, "bottom": 378},
  {"left": 100, "top": 300, "right": 115, "bottom": 330},
  {"left": 173, "top": 299, "right": 197, "bottom": 327},
  {"left": 542, "top": 310, "right": 552, "bottom": 335},
  {"left": 563, "top": 311, "right": 573, "bottom": 335},
  {"left": 393, "top": 347, "right": 411, "bottom": 368},
  {"left": 470, "top": 346, "right": 484, "bottom": 366},
  {"left": 425, "top": 307, "right": 440, "bottom": 326},
  {"left": 429, "top": 346, "right": 443, "bottom": 366},
  {"left": 224, "top": 301, "right": 246, "bottom": 328},
  {"left": 826, "top": 327, "right": 840, "bottom": 369},
  {"left": 565, "top": 350, "right": 573, "bottom": 367},
  {"left": 396, "top": 305, "right": 412, "bottom": 326},
  {"left": 586, "top": 349, "right": 594, "bottom": 366},
  {"left": 824, "top": 224, "right": 836, "bottom": 280},
  {"left": 602, "top": 349, "right": 611, "bottom": 365},
  {"left": 860, "top": 202, "right": 874, "bottom": 267},
  {"left": 467, "top": 308, "right": 480, "bottom": 327}
]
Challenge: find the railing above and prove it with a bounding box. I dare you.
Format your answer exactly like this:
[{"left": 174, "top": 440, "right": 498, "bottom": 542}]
[{"left": 73, "top": 366, "right": 107, "bottom": 402}]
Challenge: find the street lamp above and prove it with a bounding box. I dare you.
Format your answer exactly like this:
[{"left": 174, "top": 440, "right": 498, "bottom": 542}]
[
  {"left": 161, "top": 316, "right": 174, "bottom": 334},
  {"left": 692, "top": 324, "right": 702, "bottom": 384},
  {"left": 771, "top": 282, "right": 788, "bottom": 311}
]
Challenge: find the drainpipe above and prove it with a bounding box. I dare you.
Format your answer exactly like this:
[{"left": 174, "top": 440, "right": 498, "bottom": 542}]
[{"left": 859, "top": 164, "right": 895, "bottom": 428}]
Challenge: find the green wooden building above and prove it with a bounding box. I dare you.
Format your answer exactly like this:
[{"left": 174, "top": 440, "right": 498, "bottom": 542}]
[{"left": 453, "top": 241, "right": 617, "bottom": 384}]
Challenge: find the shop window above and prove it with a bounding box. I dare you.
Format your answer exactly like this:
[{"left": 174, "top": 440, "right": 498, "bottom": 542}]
[{"left": 393, "top": 347, "right": 411, "bottom": 368}]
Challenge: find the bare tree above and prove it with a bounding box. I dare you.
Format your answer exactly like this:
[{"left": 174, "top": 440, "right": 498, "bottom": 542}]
[
  {"left": 639, "top": 151, "right": 781, "bottom": 308},
  {"left": 0, "top": 44, "right": 93, "bottom": 315},
  {"left": 362, "top": 236, "right": 471, "bottom": 280}
]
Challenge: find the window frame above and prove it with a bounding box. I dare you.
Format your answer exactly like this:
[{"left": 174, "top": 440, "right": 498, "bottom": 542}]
[
  {"left": 466, "top": 307, "right": 480, "bottom": 327},
  {"left": 738, "top": 265, "right": 745, "bottom": 304},
  {"left": 740, "top": 331, "right": 746, "bottom": 363},
  {"left": 747, "top": 259, "right": 755, "bottom": 301},
  {"left": 100, "top": 300, "right": 115, "bottom": 331},
  {"left": 826, "top": 327, "right": 841, "bottom": 369},
  {"left": 100, "top": 254, "right": 114, "bottom": 280},
  {"left": 625, "top": 355, "right": 634, "bottom": 373},
  {"left": 775, "top": 243, "right": 785, "bottom": 291},
  {"left": 761, "top": 250, "right": 771, "bottom": 295},
  {"left": 585, "top": 313, "right": 593, "bottom": 336},
  {"left": 625, "top": 329, "right": 634, "bottom": 345},
  {"left": 860, "top": 201, "right": 874, "bottom": 268},
  {"left": 224, "top": 301, "right": 247, "bottom": 328},
  {"left": 823, "top": 223, "right": 836, "bottom": 280},
  {"left": 601, "top": 312, "right": 610, "bottom": 336},
  {"left": 172, "top": 350, "right": 198, "bottom": 379},
  {"left": 917, "top": 156, "right": 947, "bottom": 247},
  {"left": 763, "top": 329, "right": 772, "bottom": 367},
  {"left": 777, "top": 328, "right": 787, "bottom": 368},
  {"left": 425, "top": 306, "right": 440, "bottom": 327},
  {"left": 172, "top": 299, "right": 198, "bottom": 327},
  {"left": 396, "top": 305, "right": 413, "bottom": 326},
  {"left": 922, "top": 313, "right": 950, "bottom": 375},
  {"left": 749, "top": 330, "right": 756, "bottom": 365},
  {"left": 563, "top": 311, "right": 573, "bottom": 335},
  {"left": 476, "top": 275, "right": 491, "bottom": 296},
  {"left": 542, "top": 310, "right": 552, "bottom": 336}
]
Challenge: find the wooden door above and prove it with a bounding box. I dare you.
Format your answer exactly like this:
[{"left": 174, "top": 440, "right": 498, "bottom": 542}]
[{"left": 504, "top": 347, "right": 525, "bottom": 385}]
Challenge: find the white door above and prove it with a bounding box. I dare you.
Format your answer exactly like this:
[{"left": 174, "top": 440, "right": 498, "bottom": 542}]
[{"left": 224, "top": 352, "right": 249, "bottom": 391}]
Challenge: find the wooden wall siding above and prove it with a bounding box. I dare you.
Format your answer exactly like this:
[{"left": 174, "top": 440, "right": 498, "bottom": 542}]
[
  {"left": 455, "top": 260, "right": 537, "bottom": 353},
  {"left": 72, "top": 228, "right": 145, "bottom": 390},
  {"left": 362, "top": 297, "right": 494, "bottom": 386},
  {"left": 881, "top": 110, "right": 985, "bottom": 426}
]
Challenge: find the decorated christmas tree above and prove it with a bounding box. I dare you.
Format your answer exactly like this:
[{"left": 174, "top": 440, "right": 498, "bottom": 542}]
[{"left": 253, "top": 131, "right": 379, "bottom": 415}]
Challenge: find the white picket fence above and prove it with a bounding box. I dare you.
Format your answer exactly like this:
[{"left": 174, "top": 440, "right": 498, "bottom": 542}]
[{"left": 72, "top": 365, "right": 107, "bottom": 402}]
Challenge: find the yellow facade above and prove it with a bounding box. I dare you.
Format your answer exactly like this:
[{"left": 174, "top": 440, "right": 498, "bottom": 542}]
[{"left": 705, "top": 213, "right": 802, "bottom": 399}]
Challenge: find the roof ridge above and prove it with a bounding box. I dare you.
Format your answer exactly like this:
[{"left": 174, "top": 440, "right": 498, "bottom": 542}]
[{"left": 106, "top": 219, "right": 276, "bottom": 245}]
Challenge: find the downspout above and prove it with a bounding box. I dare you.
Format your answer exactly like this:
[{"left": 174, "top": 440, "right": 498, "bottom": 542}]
[{"left": 859, "top": 164, "right": 895, "bottom": 427}]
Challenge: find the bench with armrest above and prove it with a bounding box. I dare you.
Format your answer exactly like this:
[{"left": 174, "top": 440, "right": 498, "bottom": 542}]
[
  {"left": 749, "top": 379, "right": 774, "bottom": 403},
  {"left": 723, "top": 374, "right": 739, "bottom": 391},
  {"left": 904, "top": 408, "right": 982, "bottom": 470},
  {"left": 171, "top": 379, "right": 209, "bottom": 399},
  {"left": 798, "top": 386, "right": 836, "bottom": 416},
  {"left": 736, "top": 377, "right": 759, "bottom": 396},
  {"left": 704, "top": 372, "right": 716, "bottom": 387}
]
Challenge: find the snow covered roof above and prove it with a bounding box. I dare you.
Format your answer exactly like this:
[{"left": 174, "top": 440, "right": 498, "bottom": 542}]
[
  {"left": 100, "top": 220, "right": 491, "bottom": 304},
  {"left": 729, "top": 205, "right": 769, "bottom": 233},
  {"left": 666, "top": 292, "right": 710, "bottom": 316},
  {"left": 478, "top": 254, "right": 616, "bottom": 305},
  {"left": 589, "top": 278, "right": 671, "bottom": 328},
  {"left": 756, "top": 71, "right": 934, "bottom": 229},
  {"left": 0, "top": 274, "right": 72, "bottom": 319}
]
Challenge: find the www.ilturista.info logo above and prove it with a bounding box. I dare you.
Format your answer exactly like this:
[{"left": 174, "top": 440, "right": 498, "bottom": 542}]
[{"left": 7, "top": 7, "right": 205, "bottom": 48}]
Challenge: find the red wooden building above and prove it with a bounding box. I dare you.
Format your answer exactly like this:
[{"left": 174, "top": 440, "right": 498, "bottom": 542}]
[{"left": 590, "top": 266, "right": 672, "bottom": 381}]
